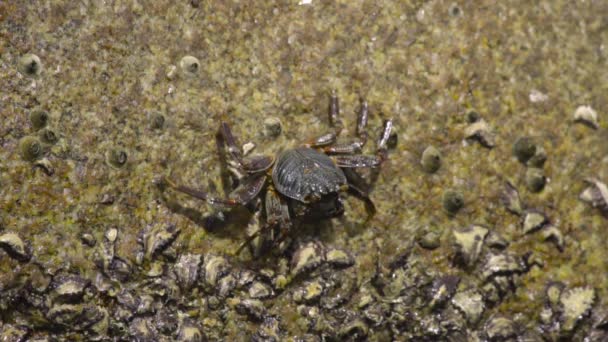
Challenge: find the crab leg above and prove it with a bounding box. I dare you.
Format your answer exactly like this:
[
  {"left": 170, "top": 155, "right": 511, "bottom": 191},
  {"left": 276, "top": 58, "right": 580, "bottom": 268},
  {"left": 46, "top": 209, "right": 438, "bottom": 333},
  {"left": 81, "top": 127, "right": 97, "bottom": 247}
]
[
  {"left": 236, "top": 187, "right": 291, "bottom": 255},
  {"left": 333, "top": 155, "right": 383, "bottom": 168},
  {"left": 265, "top": 187, "right": 291, "bottom": 243},
  {"left": 164, "top": 173, "right": 266, "bottom": 207},
  {"left": 216, "top": 122, "right": 274, "bottom": 174},
  {"left": 329, "top": 90, "right": 344, "bottom": 134},
  {"left": 356, "top": 97, "right": 369, "bottom": 146},
  {"left": 347, "top": 183, "right": 376, "bottom": 217}
]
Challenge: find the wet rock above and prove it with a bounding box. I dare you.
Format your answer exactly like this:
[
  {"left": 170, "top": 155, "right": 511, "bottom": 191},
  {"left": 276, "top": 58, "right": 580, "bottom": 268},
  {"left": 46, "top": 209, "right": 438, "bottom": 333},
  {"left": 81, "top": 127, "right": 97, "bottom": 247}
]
[
  {"left": 325, "top": 247, "right": 354, "bottom": 268},
  {"left": 560, "top": 286, "right": 595, "bottom": 332},
  {"left": 464, "top": 119, "right": 495, "bottom": 148},
  {"left": 174, "top": 253, "right": 202, "bottom": 291},
  {"left": 176, "top": 318, "right": 205, "bottom": 342},
  {"left": 291, "top": 241, "right": 325, "bottom": 277},
  {"left": 522, "top": 211, "right": 548, "bottom": 234},
  {"left": 579, "top": 178, "right": 608, "bottom": 217},
  {"left": 0, "top": 232, "right": 32, "bottom": 262},
  {"left": 249, "top": 281, "right": 274, "bottom": 299},
  {"left": 452, "top": 290, "right": 485, "bottom": 324},
  {"left": 485, "top": 316, "right": 516, "bottom": 340},
  {"left": 140, "top": 224, "right": 181, "bottom": 261},
  {"left": 452, "top": 225, "right": 488, "bottom": 267},
  {"left": 573, "top": 105, "right": 599, "bottom": 129}
]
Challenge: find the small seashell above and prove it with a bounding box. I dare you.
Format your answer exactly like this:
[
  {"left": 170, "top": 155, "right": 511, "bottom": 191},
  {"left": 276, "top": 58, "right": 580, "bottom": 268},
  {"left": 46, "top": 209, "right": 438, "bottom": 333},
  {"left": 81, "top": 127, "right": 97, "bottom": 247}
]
[
  {"left": 231, "top": 298, "right": 267, "bottom": 321},
  {"left": 485, "top": 316, "right": 516, "bottom": 340},
  {"left": 451, "top": 290, "right": 485, "bottom": 324},
  {"left": 202, "top": 254, "right": 231, "bottom": 288},
  {"left": 293, "top": 280, "right": 325, "bottom": 304},
  {"left": 291, "top": 241, "right": 326, "bottom": 276},
  {"left": 573, "top": 105, "right": 599, "bottom": 129},
  {"left": 174, "top": 253, "right": 202, "bottom": 291},
  {"left": 141, "top": 224, "right": 180, "bottom": 261},
  {"left": 0, "top": 232, "right": 32, "bottom": 262},
  {"left": 129, "top": 317, "right": 158, "bottom": 341},
  {"left": 180, "top": 56, "right": 200, "bottom": 77},
  {"left": 501, "top": 181, "right": 523, "bottom": 215},
  {"left": 452, "top": 225, "right": 488, "bottom": 267},
  {"left": 579, "top": 178, "right": 608, "bottom": 217},
  {"left": 522, "top": 211, "right": 548, "bottom": 234},
  {"left": 176, "top": 318, "right": 205, "bottom": 342},
  {"left": 428, "top": 275, "right": 460, "bottom": 309},
  {"left": 33, "top": 157, "right": 54, "bottom": 176},
  {"left": 541, "top": 225, "right": 565, "bottom": 252},
  {"left": 50, "top": 275, "right": 90, "bottom": 303},
  {"left": 560, "top": 286, "right": 595, "bottom": 332},
  {"left": 464, "top": 119, "right": 495, "bottom": 148},
  {"left": 19, "top": 136, "right": 43, "bottom": 162},
  {"left": 325, "top": 247, "right": 354, "bottom": 268},
  {"left": 481, "top": 252, "right": 526, "bottom": 281},
  {"left": 248, "top": 281, "right": 274, "bottom": 299}
]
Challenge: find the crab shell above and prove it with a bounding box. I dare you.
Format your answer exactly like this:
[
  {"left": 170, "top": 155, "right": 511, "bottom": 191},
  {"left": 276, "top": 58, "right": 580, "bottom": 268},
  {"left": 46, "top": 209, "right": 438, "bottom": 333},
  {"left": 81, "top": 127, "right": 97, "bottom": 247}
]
[{"left": 272, "top": 147, "right": 347, "bottom": 203}]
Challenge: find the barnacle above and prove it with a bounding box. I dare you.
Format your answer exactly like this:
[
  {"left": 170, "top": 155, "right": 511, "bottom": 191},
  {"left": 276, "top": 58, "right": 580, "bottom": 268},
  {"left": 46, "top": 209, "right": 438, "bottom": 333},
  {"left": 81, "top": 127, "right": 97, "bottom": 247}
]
[
  {"left": 443, "top": 189, "right": 464, "bottom": 215},
  {"left": 39, "top": 128, "right": 59, "bottom": 144},
  {"left": 525, "top": 168, "right": 546, "bottom": 193},
  {"left": 106, "top": 149, "right": 128, "bottom": 169},
  {"left": 421, "top": 145, "right": 441, "bottom": 173},
  {"left": 19, "top": 136, "right": 43, "bottom": 161},
  {"left": 512, "top": 137, "right": 536, "bottom": 164},
  {"left": 29, "top": 110, "right": 49, "bottom": 130},
  {"left": 179, "top": 55, "right": 200, "bottom": 76},
  {"left": 19, "top": 53, "right": 42, "bottom": 77}
]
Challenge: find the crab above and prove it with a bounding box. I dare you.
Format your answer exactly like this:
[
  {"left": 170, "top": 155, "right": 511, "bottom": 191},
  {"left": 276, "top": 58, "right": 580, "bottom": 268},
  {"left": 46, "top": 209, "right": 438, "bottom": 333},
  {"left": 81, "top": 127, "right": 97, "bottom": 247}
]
[{"left": 163, "top": 92, "right": 393, "bottom": 254}]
